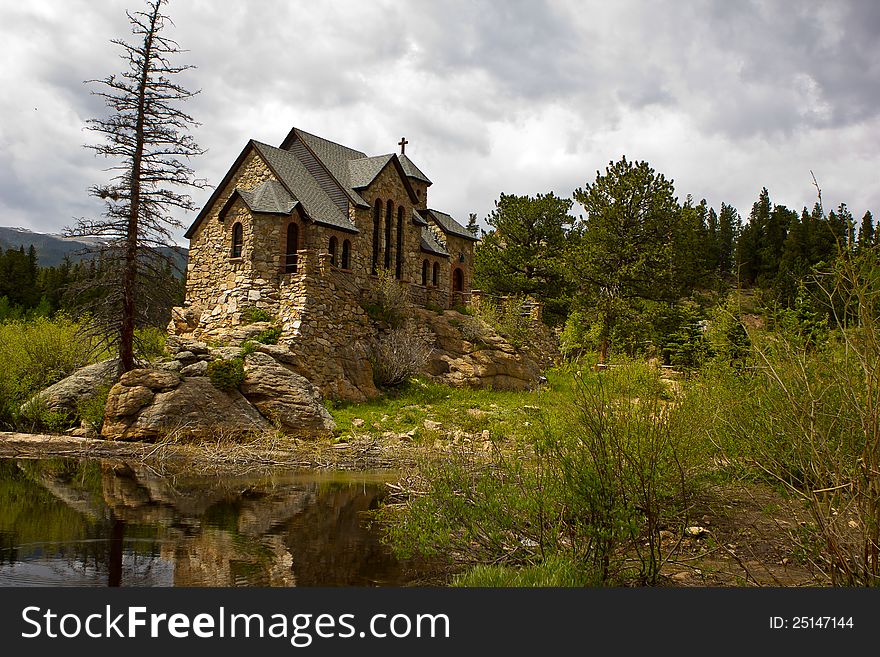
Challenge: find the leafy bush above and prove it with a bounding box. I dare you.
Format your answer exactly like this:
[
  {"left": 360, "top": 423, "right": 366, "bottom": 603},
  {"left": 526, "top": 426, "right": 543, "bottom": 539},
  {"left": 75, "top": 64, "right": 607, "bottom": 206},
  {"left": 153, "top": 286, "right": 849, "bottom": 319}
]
[
  {"left": 134, "top": 326, "right": 167, "bottom": 361},
  {"left": 0, "top": 315, "right": 101, "bottom": 428},
  {"left": 252, "top": 326, "right": 282, "bottom": 345},
  {"left": 75, "top": 384, "right": 112, "bottom": 432},
  {"left": 240, "top": 307, "right": 274, "bottom": 324},
  {"left": 207, "top": 358, "right": 245, "bottom": 391}
]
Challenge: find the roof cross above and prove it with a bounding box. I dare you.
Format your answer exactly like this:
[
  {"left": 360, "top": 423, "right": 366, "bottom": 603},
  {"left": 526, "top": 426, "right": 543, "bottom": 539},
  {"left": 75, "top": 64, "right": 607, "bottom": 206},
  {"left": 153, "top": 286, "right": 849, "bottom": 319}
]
[{"left": 398, "top": 136, "right": 409, "bottom": 155}]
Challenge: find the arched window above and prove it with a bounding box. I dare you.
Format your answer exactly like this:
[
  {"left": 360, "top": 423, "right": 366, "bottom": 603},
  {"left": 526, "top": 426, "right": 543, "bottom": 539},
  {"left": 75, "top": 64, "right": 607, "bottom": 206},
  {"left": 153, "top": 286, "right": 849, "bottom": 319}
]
[
  {"left": 421, "top": 259, "right": 428, "bottom": 286},
  {"left": 328, "top": 236, "right": 338, "bottom": 266},
  {"left": 284, "top": 222, "right": 299, "bottom": 273},
  {"left": 342, "top": 239, "right": 351, "bottom": 270},
  {"left": 452, "top": 267, "right": 464, "bottom": 292},
  {"left": 231, "top": 222, "right": 243, "bottom": 258},
  {"left": 395, "top": 205, "right": 404, "bottom": 279},
  {"left": 384, "top": 199, "right": 393, "bottom": 269},
  {"left": 372, "top": 199, "right": 381, "bottom": 274},
  {"left": 432, "top": 261, "right": 439, "bottom": 286}
]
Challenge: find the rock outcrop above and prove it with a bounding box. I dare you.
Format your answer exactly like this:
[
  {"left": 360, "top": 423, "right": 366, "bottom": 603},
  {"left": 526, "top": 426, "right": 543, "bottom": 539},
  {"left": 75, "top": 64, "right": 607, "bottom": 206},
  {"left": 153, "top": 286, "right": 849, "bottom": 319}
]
[
  {"left": 22, "top": 359, "right": 120, "bottom": 417},
  {"left": 240, "top": 352, "right": 336, "bottom": 434},
  {"left": 102, "top": 372, "right": 271, "bottom": 441},
  {"left": 411, "top": 308, "right": 551, "bottom": 391},
  {"left": 100, "top": 334, "right": 339, "bottom": 441}
]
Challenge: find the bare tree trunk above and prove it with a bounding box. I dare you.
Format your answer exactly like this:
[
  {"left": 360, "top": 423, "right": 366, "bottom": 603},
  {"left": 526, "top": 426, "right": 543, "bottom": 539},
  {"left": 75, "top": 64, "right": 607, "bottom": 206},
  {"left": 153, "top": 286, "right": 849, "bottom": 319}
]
[{"left": 120, "top": 1, "right": 159, "bottom": 373}]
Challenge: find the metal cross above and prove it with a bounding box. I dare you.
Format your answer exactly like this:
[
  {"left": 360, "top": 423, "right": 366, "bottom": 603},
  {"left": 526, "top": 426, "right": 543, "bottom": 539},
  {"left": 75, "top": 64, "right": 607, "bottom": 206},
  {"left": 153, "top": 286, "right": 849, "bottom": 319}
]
[{"left": 398, "top": 137, "right": 408, "bottom": 155}]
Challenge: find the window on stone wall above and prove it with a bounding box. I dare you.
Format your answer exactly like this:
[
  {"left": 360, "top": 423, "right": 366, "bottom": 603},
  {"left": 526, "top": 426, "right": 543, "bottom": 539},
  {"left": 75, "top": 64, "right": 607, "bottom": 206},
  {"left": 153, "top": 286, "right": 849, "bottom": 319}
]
[
  {"left": 384, "top": 199, "right": 393, "bottom": 270},
  {"left": 342, "top": 239, "right": 351, "bottom": 270},
  {"left": 372, "top": 199, "right": 381, "bottom": 274},
  {"left": 285, "top": 222, "right": 299, "bottom": 273},
  {"left": 395, "top": 205, "right": 404, "bottom": 279},
  {"left": 432, "top": 261, "right": 439, "bottom": 286},
  {"left": 231, "top": 222, "right": 243, "bottom": 258},
  {"left": 329, "top": 236, "right": 338, "bottom": 266},
  {"left": 421, "top": 259, "right": 428, "bottom": 286}
]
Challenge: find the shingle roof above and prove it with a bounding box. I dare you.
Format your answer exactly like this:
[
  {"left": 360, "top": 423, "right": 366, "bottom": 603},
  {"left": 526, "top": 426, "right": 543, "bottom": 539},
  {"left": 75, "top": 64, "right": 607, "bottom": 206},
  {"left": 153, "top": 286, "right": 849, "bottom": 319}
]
[
  {"left": 349, "top": 155, "right": 393, "bottom": 189},
  {"left": 251, "top": 141, "right": 358, "bottom": 233},
  {"left": 399, "top": 153, "right": 432, "bottom": 185},
  {"left": 411, "top": 209, "right": 428, "bottom": 226},
  {"left": 237, "top": 180, "right": 297, "bottom": 214},
  {"left": 420, "top": 226, "right": 449, "bottom": 257},
  {"left": 426, "top": 209, "right": 478, "bottom": 241},
  {"left": 290, "top": 128, "right": 370, "bottom": 207}
]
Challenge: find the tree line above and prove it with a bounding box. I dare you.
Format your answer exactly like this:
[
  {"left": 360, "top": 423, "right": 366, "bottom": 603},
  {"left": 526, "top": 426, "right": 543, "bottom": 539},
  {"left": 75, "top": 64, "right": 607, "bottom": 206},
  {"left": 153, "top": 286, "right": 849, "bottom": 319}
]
[
  {"left": 473, "top": 156, "right": 876, "bottom": 363},
  {"left": 0, "top": 246, "right": 183, "bottom": 322}
]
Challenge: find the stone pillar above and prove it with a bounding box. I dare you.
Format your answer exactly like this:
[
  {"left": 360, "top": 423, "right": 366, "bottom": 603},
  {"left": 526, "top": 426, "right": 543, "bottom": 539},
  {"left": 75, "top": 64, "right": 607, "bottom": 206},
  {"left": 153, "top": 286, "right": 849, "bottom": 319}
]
[
  {"left": 318, "top": 251, "right": 332, "bottom": 277},
  {"left": 470, "top": 289, "right": 483, "bottom": 314}
]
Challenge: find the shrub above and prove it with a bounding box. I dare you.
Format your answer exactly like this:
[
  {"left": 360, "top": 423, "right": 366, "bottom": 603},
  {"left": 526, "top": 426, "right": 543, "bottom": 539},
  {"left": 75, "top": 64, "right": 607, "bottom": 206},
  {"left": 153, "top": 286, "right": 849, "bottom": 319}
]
[
  {"left": 380, "top": 360, "right": 699, "bottom": 585},
  {"left": 362, "top": 268, "right": 411, "bottom": 328},
  {"left": 368, "top": 321, "right": 434, "bottom": 388},
  {"left": 0, "top": 315, "right": 100, "bottom": 428},
  {"left": 134, "top": 326, "right": 167, "bottom": 362},
  {"left": 473, "top": 295, "right": 531, "bottom": 349},
  {"left": 240, "top": 307, "right": 274, "bottom": 324},
  {"left": 75, "top": 384, "right": 112, "bottom": 432},
  {"left": 252, "top": 326, "right": 282, "bottom": 345},
  {"left": 207, "top": 358, "right": 245, "bottom": 391}
]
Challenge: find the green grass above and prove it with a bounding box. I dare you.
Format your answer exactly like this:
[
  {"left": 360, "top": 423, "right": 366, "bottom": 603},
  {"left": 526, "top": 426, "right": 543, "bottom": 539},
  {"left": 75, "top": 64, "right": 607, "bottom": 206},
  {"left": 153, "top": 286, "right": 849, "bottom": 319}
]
[{"left": 328, "top": 372, "right": 567, "bottom": 443}]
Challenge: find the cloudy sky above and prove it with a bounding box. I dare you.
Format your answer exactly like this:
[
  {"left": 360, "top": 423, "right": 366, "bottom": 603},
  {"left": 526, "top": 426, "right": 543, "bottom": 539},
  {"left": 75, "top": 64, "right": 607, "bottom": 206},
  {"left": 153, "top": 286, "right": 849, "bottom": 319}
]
[{"left": 1, "top": 0, "right": 878, "bottom": 243}]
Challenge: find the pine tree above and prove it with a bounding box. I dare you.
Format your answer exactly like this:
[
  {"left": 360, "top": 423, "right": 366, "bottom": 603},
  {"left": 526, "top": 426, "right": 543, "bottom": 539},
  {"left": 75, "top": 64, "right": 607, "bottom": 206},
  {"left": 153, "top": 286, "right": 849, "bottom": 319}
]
[
  {"left": 571, "top": 156, "right": 681, "bottom": 362},
  {"left": 858, "top": 211, "right": 875, "bottom": 251},
  {"left": 473, "top": 192, "right": 574, "bottom": 323},
  {"left": 718, "top": 202, "right": 739, "bottom": 278},
  {"left": 66, "top": 0, "right": 205, "bottom": 372}
]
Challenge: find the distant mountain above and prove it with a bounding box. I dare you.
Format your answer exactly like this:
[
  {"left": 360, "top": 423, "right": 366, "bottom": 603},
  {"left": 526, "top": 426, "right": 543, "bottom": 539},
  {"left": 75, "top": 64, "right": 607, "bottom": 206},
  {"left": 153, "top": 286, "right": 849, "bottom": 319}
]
[{"left": 0, "top": 227, "right": 188, "bottom": 273}]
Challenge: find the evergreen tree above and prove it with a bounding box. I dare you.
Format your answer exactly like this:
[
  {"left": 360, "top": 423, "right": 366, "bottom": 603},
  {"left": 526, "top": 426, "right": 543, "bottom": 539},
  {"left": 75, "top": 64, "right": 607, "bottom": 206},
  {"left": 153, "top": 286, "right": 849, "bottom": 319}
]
[
  {"left": 718, "top": 202, "right": 739, "bottom": 278},
  {"left": 737, "top": 188, "right": 771, "bottom": 286},
  {"left": 571, "top": 156, "right": 681, "bottom": 362},
  {"left": 858, "top": 211, "right": 875, "bottom": 251},
  {"left": 706, "top": 205, "right": 720, "bottom": 274},
  {"left": 473, "top": 192, "right": 575, "bottom": 324}
]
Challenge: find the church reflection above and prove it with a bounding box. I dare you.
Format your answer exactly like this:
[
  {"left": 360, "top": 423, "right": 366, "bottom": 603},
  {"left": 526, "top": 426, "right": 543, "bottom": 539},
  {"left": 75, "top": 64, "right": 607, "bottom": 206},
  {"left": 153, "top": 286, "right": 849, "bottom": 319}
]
[{"left": 0, "top": 458, "right": 418, "bottom": 587}]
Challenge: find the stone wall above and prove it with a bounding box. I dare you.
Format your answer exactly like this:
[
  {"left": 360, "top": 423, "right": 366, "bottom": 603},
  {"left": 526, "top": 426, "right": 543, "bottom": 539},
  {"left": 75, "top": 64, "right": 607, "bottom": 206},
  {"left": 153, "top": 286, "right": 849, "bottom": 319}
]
[{"left": 186, "top": 149, "right": 277, "bottom": 321}]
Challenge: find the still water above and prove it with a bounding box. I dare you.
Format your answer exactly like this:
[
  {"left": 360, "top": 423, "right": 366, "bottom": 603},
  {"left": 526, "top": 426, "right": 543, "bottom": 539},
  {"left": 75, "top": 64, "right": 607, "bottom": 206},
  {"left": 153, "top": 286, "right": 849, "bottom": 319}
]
[{"left": 0, "top": 458, "right": 421, "bottom": 587}]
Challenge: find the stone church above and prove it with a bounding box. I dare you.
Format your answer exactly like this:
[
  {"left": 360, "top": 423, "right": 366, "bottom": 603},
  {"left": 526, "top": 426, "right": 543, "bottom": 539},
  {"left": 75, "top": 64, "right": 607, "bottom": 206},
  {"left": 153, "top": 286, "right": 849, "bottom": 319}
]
[
  {"left": 183, "top": 126, "right": 477, "bottom": 329},
  {"left": 173, "top": 126, "right": 479, "bottom": 400}
]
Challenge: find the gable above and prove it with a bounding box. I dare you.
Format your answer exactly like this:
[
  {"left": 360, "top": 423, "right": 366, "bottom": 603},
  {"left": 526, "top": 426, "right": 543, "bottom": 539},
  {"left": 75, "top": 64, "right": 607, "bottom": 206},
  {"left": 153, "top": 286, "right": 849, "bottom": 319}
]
[
  {"left": 357, "top": 156, "right": 421, "bottom": 205},
  {"left": 185, "top": 143, "right": 277, "bottom": 239}
]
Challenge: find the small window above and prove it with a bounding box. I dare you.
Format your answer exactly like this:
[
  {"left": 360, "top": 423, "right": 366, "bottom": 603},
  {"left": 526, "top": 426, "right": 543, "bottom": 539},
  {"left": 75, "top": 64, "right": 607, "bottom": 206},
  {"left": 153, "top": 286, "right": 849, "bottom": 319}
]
[
  {"left": 421, "top": 260, "right": 428, "bottom": 286},
  {"left": 432, "top": 262, "right": 439, "bottom": 286},
  {"left": 342, "top": 239, "right": 351, "bottom": 270},
  {"left": 329, "top": 236, "right": 338, "bottom": 266},
  {"left": 231, "top": 222, "right": 243, "bottom": 258},
  {"left": 285, "top": 222, "right": 299, "bottom": 273}
]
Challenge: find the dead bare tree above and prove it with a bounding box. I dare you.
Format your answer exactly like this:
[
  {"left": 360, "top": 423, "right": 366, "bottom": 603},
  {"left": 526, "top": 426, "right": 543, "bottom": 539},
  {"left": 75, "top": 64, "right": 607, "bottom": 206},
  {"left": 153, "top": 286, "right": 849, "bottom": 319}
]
[{"left": 67, "top": 0, "right": 205, "bottom": 372}]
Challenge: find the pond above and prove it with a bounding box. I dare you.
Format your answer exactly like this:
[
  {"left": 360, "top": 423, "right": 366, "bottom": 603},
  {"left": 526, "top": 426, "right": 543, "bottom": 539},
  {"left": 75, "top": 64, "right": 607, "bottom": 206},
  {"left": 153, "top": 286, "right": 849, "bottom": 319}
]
[{"left": 0, "top": 458, "right": 424, "bottom": 587}]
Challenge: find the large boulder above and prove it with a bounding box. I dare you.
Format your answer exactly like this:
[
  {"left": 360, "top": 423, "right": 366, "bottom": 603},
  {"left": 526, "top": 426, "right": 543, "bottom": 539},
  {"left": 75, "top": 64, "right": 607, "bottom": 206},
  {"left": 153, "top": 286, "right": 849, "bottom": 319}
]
[
  {"left": 102, "top": 376, "right": 271, "bottom": 441},
  {"left": 22, "top": 359, "right": 120, "bottom": 417},
  {"left": 411, "top": 308, "right": 549, "bottom": 391},
  {"left": 240, "top": 352, "right": 336, "bottom": 435}
]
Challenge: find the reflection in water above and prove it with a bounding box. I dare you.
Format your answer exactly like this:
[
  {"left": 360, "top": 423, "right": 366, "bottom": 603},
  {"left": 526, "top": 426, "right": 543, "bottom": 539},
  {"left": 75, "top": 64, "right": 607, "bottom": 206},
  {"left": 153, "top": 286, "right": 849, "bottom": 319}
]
[{"left": 0, "top": 458, "right": 419, "bottom": 587}]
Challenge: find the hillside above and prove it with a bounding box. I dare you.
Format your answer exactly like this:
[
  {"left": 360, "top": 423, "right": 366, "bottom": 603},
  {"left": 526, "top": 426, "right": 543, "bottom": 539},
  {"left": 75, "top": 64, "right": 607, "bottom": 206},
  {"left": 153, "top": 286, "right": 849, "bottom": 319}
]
[{"left": 0, "top": 226, "right": 188, "bottom": 272}]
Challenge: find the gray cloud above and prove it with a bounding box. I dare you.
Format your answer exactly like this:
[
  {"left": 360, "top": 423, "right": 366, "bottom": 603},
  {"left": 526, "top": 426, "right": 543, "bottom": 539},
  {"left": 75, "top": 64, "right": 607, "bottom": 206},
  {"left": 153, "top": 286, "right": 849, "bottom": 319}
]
[{"left": 0, "top": 0, "right": 877, "bottom": 241}]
